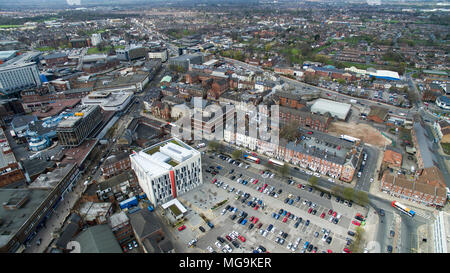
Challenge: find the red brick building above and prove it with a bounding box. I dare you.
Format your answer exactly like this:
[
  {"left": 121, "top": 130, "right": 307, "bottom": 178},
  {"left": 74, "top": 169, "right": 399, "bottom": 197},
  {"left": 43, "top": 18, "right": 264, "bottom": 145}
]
[
  {"left": 380, "top": 166, "right": 447, "bottom": 207},
  {"left": 101, "top": 152, "right": 131, "bottom": 179}
]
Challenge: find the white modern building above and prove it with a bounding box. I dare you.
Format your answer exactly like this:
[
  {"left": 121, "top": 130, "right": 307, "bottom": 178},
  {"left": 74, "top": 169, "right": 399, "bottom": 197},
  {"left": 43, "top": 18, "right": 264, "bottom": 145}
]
[
  {"left": 432, "top": 211, "right": 449, "bottom": 253},
  {"left": 81, "top": 90, "right": 134, "bottom": 112},
  {"left": 310, "top": 98, "right": 351, "bottom": 120},
  {"left": 91, "top": 33, "right": 102, "bottom": 46},
  {"left": 0, "top": 62, "right": 41, "bottom": 95},
  {"left": 148, "top": 48, "right": 168, "bottom": 63},
  {"left": 130, "top": 138, "right": 203, "bottom": 206}
]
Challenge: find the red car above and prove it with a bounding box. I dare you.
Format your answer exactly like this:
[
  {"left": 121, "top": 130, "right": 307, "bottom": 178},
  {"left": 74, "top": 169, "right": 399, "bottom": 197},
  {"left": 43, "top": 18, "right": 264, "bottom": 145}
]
[
  {"left": 253, "top": 179, "right": 259, "bottom": 184},
  {"left": 238, "top": 235, "right": 246, "bottom": 242},
  {"left": 226, "top": 235, "right": 232, "bottom": 241},
  {"left": 253, "top": 217, "right": 259, "bottom": 224},
  {"left": 250, "top": 216, "right": 254, "bottom": 222},
  {"left": 327, "top": 249, "right": 333, "bottom": 253},
  {"left": 298, "top": 184, "right": 302, "bottom": 188},
  {"left": 343, "top": 248, "right": 351, "bottom": 253},
  {"left": 282, "top": 217, "right": 288, "bottom": 223},
  {"left": 286, "top": 212, "right": 291, "bottom": 217},
  {"left": 352, "top": 220, "right": 361, "bottom": 226},
  {"left": 320, "top": 212, "right": 325, "bottom": 219},
  {"left": 308, "top": 208, "right": 313, "bottom": 214},
  {"left": 212, "top": 179, "right": 217, "bottom": 184},
  {"left": 332, "top": 211, "right": 337, "bottom": 217},
  {"left": 307, "top": 131, "right": 313, "bottom": 135},
  {"left": 178, "top": 225, "right": 186, "bottom": 231},
  {"left": 328, "top": 209, "right": 333, "bottom": 215},
  {"left": 254, "top": 205, "right": 259, "bottom": 210}
]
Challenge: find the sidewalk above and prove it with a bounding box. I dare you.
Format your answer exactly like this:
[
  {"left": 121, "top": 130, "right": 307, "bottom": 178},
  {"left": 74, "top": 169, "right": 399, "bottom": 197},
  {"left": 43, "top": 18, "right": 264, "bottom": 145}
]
[{"left": 23, "top": 178, "right": 87, "bottom": 253}]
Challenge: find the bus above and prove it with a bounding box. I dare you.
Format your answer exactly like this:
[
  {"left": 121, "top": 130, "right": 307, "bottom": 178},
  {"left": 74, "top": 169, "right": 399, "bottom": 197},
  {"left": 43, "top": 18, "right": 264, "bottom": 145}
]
[
  {"left": 340, "top": 135, "right": 360, "bottom": 143},
  {"left": 243, "top": 154, "right": 260, "bottom": 164},
  {"left": 391, "top": 201, "right": 415, "bottom": 217},
  {"left": 268, "top": 158, "right": 285, "bottom": 167}
]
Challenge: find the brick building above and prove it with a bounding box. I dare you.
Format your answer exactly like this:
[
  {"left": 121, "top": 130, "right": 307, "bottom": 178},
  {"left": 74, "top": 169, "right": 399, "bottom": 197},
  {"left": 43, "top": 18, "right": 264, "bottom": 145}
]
[
  {"left": 381, "top": 166, "right": 447, "bottom": 207},
  {"left": 279, "top": 106, "right": 332, "bottom": 132},
  {"left": 101, "top": 152, "right": 132, "bottom": 179}
]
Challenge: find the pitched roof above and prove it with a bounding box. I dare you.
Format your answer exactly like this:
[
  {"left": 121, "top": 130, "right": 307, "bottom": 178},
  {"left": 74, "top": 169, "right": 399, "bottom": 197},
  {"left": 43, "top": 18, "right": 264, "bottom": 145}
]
[
  {"left": 128, "top": 210, "right": 162, "bottom": 240},
  {"left": 74, "top": 224, "right": 122, "bottom": 253}
]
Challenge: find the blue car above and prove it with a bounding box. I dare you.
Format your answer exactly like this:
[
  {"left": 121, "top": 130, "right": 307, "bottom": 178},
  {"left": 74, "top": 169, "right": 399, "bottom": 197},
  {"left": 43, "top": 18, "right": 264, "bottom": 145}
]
[
  {"left": 282, "top": 211, "right": 287, "bottom": 216},
  {"left": 275, "top": 214, "right": 280, "bottom": 220},
  {"left": 272, "top": 213, "right": 277, "bottom": 218},
  {"left": 288, "top": 199, "right": 294, "bottom": 205},
  {"left": 241, "top": 219, "right": 247, "bottom": 225},
  {"left": 248, "top": 201, "right": 252, "bottom": 206},
  {"left": 217, "top": 166, "right": 222, "bottom": 170}
]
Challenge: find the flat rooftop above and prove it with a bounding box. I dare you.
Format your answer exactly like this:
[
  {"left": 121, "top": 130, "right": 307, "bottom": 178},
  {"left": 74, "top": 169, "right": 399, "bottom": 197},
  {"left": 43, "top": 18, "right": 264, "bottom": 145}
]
[
  {"left": 0, "top": 188, "right": 50, "bottom": 248},
  {"left": 131, "top": 138, "right": 199, "bottom": 177}
]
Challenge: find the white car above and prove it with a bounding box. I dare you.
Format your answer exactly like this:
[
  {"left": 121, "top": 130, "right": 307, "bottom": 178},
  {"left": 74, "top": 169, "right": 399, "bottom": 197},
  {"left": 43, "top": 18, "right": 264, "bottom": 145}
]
[
  {"left": 221, "top": 209, "right": 227, "bottom": 215},
  {"left": 270, "top": 173, "right": 275, "bottom": 178},
  {"left": 215, "top": 242, "right": 222, "bottom": 248},
  {"left": 370, "top": 177, "right": 374, "bottom": 183},
  {"left": 207, "top": 246, "right": 214, "bottom": 253},
  {"left": 263, "top": 230, "right": 269, "bottom": 237},
  {"left": 322, "top": 234, "right": 328, "bottom": 241},
  {"left": 225, "top": 245, "right": 233, "bottom": 252},
  {"left": 314, "top": 173, "right": 321, "bottom": 178},
  {"left": 287, "top": 242, "right": 293, "bottom": 250},
  {"left": 328, "top": 178, "right": 335, "bottom": 183}
]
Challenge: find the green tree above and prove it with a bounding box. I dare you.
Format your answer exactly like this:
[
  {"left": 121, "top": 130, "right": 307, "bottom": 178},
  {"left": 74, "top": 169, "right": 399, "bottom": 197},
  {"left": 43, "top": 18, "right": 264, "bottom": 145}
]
[
  {"left": 231, "top": 149, "right": 242, "bottom": 160},
  {"left": 355, "top": 191, "right": 369, "bottom": 207},
  {"left": 309, "top": 176, "right": 319, "bottom": 189},
  {"left": 278, "top": 164, "right": 290, "bottom": 178},
  {"left": 343, "top": 187, "right": 355, "bottom": 201}
]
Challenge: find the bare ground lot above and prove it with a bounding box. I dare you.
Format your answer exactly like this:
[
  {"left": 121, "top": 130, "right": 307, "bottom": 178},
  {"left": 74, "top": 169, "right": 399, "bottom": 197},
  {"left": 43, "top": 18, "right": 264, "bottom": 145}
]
[{"left": 328, "top": 121, "right": 392, "bottom": 147}]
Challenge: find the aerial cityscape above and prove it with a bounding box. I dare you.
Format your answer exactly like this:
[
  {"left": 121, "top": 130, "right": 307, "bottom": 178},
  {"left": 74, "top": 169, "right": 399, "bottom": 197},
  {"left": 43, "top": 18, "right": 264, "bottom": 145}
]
[{"left": 0, "top": 0, "right": 448, "bottom": 257}]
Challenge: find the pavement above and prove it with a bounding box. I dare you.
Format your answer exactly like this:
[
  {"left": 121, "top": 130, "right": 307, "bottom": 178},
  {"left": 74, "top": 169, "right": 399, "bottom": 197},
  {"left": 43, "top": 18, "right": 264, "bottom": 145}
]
[{"left": 23, "top": 177, "right": 88, "bottom": 253}]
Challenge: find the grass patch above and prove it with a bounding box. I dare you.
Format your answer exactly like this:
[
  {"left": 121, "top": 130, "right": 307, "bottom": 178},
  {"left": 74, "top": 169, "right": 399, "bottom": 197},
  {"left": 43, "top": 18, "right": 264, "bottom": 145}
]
[
  {"left": 0, "top": 25, "right": 22, "bottom": 29},
  {"left": 35, "top": 46, "right": 56, "bottom": 52},
  {"left": 441, "top": 142, "right": 450, "bottom": 155}
]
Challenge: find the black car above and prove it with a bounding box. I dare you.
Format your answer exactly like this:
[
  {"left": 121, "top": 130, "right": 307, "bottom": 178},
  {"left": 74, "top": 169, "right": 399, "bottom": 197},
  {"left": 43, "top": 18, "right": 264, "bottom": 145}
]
[
  {"left": 379, "top": 209, "right": 385, "bottom": 216},
  {"left": 205, "top": 169, "right": 211, "bottom": 173},
  {"left": 278, "top": 189, "right": 282, "bottom": 194},
  {"left": 307, "top": 244, "right": 313, "bottom": 252},
  {"left": 237, "top": 217, "right": 244, "bottom": 224},
  {"left": 232, "top": 241, "right": 240, "bottom": 248},
  {"left": 217, "top": 237, "right": 225, "bottom": 243},
  {"left": 225, "top": 205, "right": 230, "bottom": 210},
  {"left": 347, "top": 231, "right": 355, "bottom": 237},
  {"left": 348, "top": 201, "right": 353, "bottom": 207},
  {"left": 327, "top": 193, "right": 331, "bottom": 199},
  {"left": 248, "top": 223, "right": 254, "bottom": 230},
  {"left": 231, "top": 214, "right": 237, "bottom": 220},
  {"left": 312, "top": 209, "right": 317, "bottom": 215},
  {"left": 231, "top": 176, "right": 236, "bottom": 180},
  {"left": 294, "top": 167, "right": 300, "bottom": 171},
  {"left": 282, "top": 232, "right": 288, "bottom": 239},
  {"left": 229, "top": 169, "right": 234, "bottom": 174},
  {"left": 326, "top": 237, "right": 332, "bottom": 244},
  {"left": 390, "top": 230, "right": 395, "bottom": 237},
  {"left": 199, "top": 226, "right": 206, "bottom": 232},
  {"left": 297, "top": 217, "right": 302, "bottom": 224},
  {"left": 387, "top": 245, "right": 393, "bottom": 253},
  {"left": 320, "top": 192, "right": 324, "bottom": 197},
  {"left": 295, "top": 196, "right": 301, "bottom": 202},
  {"left": 294, "top": 221, "right": 300, "bottom": 228},
  {"left": 346, "top": 238, "right": 352, "bottom": 246},
  {"left": 305, "top": 220, "right": 310, "bottom": 226},
  {"left": 284, "top": 198, "right": 289, "bottom": 204},
  {"left": 308, "top": 187, "right": 313, "bottom": 192},
  {"left": 336, "top": 196, "right": 341, "bottom": 202},
  {"left": 258, "top": 245, "right": 267, "bottom": 252}
]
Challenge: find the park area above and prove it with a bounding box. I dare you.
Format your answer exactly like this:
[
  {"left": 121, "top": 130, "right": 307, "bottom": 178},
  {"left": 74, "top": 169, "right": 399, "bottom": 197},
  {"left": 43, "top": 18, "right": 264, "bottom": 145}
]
[{"left": 328, "top": 121, "right": 392, "bottom": 147}]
